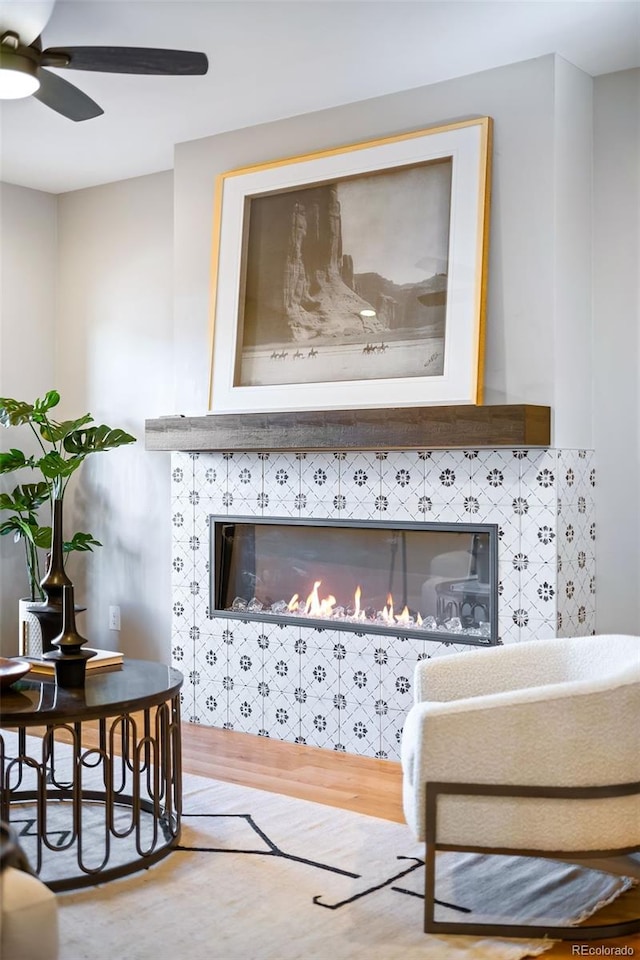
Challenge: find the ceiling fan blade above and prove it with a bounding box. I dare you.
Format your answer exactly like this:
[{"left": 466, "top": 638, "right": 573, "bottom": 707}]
[
  {"left": 34, "top": 67, "right": 103, "bottom": 121},
  {"left": 41, "top": 46, "right": 208, "bottom": 75}
]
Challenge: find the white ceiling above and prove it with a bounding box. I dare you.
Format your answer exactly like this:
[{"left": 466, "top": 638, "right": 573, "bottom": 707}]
[{"left": 1, "top": 0, "right": 639, "bottom": 194}]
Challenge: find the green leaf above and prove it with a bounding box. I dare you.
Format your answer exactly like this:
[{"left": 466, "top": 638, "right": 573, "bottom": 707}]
[
  {"left": 18, "top": 482, "right": 51, "bottom": 509},
  {"left": 0, "top": 399, "right": 35, "bottom": 427},
  {"left": 40, "top": 414, "right": 93, "bottom": 443},
  {"left": 0, "top": 483, "right": 50, "bottom": 513},
  {"left": 0, "top": 449, "right": 36, "bottom": 473},
  {"left": 35, "top": 390, "right": 61, "bottom": 414},
  {"left": 32, "top": 525, "right": 52, "bottom": 548},
  {"left": 1, "top": 516, "right": 39, "bottom": 543},
  {"left": 63, "top": 425, "right": 136, "bottom": 455},
  {"left": 0, "top": 391, "right": 59, "bottom": 426},
  {"left": 0, "top": 518, "right": 23, "bottom": 537},
  {"left": 64, "top": 531, "right": 102, "bottom": 553},
  {"left": 38, "top": 451, "right": 82, "bottom": 480}
]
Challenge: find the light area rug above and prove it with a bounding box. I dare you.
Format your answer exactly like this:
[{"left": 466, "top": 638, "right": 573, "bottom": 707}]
[{"left": 52, "top": 771, "right": 635, "bottom": 960}]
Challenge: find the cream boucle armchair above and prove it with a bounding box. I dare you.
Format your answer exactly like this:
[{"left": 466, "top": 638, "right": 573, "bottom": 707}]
[
  {"left": 0, "top": 822, "right": 58, "bottom": 960},
  {"left": 401, "top": 633, "right": 640, "bottom": 938}
]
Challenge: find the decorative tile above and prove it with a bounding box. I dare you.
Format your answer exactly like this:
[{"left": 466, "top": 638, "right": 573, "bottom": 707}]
[
  {"left": 373, "top": 492, "right": 421, "bottom": 522},
  {"left": 171, "top": 545, "right": 195, "bottom": 587},
  {"left": 301, "top": 455, "right": 340, "bottom": 503},
  {"left": 197, "top": 681, "right": 227, "bottom": 728},
  {"left": 339, "top": 453, "right": 381, "bottom": 499},
  {"left": 170, "top": 503, "right": 193, "bottom": 543},
  {"left": 519, "top": 565, "right": 557, "bottom": 618},
  {"left": 520, "top": 453, "right": 558, "bottom": 509},
  {"left": 263, "top": 454, "right": 301, "bottom": 501},
  {"left": 300, "top": 702, "right": 340, "bottom": 750},
  {"left": 194, "top": 640, "right": 225, "bottom": 684},
  {"left": 262, "top": 695, "right": 300, "bottom": 742},
  {"left": 557, "top": 451, "right": 582, "bottom": 504},
  {"left": 228, "top": 644, "right": 262, "bottom": 689},
  {"left": 191, "top": 549, "right": 210, "bottom": 587},
  {"left": 302, "top": 498, "right": 341, "bottom": 520},
  {"left": 483, "top": 503, "right": 517, "bottom": 547},
  {"left": 557, "top": 560, "right": 595, "bottom": 615},
  {"left": 227, "top": 691, "right": 260, "bottom": 733},
  {"left": 270, "top": 498, "right": 310, "bottom": 519},
  {"left": 262, "top": 647, "right": 298, "bottom": 693},
  {"left": 379, "top": 452, "right": 425, "bottom": 498},
  {"left": 378, "top": 711, "right": 404, "bottom": 761},
  {"left": 497, "top": 619, "right": 521, "bottom": 645},
  {"left": 193, "top": 454, "right": 224, "bottom": 494},
  {"left": 172, "top": 445, "right": 596, "bottom": 757},
  {"left": 192, "top": 509, "right": 213, "bottom": 544},
  {"left": 172, "top": 631, "right": 195, "bottom": 675},
  {"left": 171, "top": 588, "right": 193, "bottom": 628},
  {"left": 337, "top": 496, "right": 379, "bottom": 521},
  {"left": 518, "top": 618, "right": 557, "bottom": 643},
  {"left": 520, "top": 508, "right": 558, "bottom": 565},
  {"left": 378, "top": 657, "right": 414, "bottom": 711},
  {"left": 340, "top": 651, "right": 378, "bottom": 705},
  {"left": 470, "top": 450, "right": 521, "bottom": 505},
  {"left": 340, "top": 702, "right": 379, "bottom": 755},
  {"left": 425, "top": 451, "right": 471, "bottom": 500},
  {"left": 497, "top": 566, "right": 521, "bottom": 609},
  {"left": 171, "top": 453, "right": 194, "bottom": 494},
  {"left": 300, "top": 653, "right": 340, "bottom": 698}
]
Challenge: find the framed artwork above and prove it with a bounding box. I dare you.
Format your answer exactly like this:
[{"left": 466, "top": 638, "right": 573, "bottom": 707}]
[{"left": 208, "top": 117, "right": 492, "bottom": 413}]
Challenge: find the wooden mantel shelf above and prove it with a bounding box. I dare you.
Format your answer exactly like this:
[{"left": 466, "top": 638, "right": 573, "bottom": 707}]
[{"left": 145, "top": 404, "right": 551, "bottom": 452}]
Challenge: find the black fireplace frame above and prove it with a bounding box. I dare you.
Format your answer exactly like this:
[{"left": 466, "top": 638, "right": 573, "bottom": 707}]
[{"left": 209, "top": 516, "right": 499, "bottom": 647}]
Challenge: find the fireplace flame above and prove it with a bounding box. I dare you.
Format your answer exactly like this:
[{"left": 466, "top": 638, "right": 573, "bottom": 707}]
[
  {"left": 286, "top": 582, "right": 425, "bottom": 630},
  {"left": 395, "top": 605, "right": 411, "bottom": 624},
  {"left": 304, "top": 581, "right": 336, "bottom": 617},
  {"left": 380, "top": 593, "right": 394, "bottom": 624}
]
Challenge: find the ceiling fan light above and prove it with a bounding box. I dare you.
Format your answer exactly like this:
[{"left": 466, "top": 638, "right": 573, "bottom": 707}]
[{"left": 0, "top": 52, "right": 40, "bottom": 99}]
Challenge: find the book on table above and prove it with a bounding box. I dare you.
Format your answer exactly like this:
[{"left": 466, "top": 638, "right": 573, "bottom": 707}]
[{"left": 21, "top": 648, "right": 124, "bottom": 676}]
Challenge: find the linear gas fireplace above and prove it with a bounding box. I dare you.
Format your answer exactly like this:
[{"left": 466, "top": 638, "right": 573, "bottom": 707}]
[{"left": 210, "top": 516, "right": 499, "bottom": 646}]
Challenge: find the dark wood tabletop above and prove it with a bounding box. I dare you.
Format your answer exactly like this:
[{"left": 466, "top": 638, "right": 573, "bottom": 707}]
[{"left": 0, "top": 659, "right": 183, "bottom": 726}]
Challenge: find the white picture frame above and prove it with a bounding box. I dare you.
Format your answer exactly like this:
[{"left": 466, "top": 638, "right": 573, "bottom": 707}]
[{"left": 209, "top": 117, "right": 492, "bottom": 413}]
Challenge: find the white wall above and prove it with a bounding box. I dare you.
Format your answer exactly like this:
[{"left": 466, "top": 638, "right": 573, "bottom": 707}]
[
  {"left": 55, "top": 171, "right": 174, "bottom": 661},
  {"left": 0, "top": 183, "right": 57, "bottom": 652},
  {"left": 593, "top": 68, "right": 640, "bottom": 632},
  {"left": 552, "top": 58, "right": 593, "bottom": 449}
]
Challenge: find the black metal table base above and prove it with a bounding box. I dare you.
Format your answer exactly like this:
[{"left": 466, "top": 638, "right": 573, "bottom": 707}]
[{"left": 0, "top": 692, "right": 182, "bottom": 891}]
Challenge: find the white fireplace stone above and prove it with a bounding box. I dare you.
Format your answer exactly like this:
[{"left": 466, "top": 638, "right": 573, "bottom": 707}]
[{"left": 170, "top": 447, "right": 595, "bottom": 760}]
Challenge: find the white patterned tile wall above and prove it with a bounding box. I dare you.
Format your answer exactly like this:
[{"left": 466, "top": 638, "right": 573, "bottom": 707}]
[{"left": 170, "top": 448, "right": 595, "bottom": 760}]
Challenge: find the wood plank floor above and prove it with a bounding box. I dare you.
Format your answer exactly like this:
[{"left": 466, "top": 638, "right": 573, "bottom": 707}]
[{"left": 182, "top": 724, "right": 640, "bottom": 959}]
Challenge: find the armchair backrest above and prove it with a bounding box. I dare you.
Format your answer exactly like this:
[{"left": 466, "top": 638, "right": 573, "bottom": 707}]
[{"left": 414, "top": 634, "right": 640, "bottom": 704}]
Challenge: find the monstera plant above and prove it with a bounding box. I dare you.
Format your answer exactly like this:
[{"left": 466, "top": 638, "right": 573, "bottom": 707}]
[{"left": 0, "top": 390, "right": 135, "bottom": 604}]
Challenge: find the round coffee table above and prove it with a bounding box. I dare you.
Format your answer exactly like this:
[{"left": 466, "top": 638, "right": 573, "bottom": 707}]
[{"left": 0, "top": 659, "right": 183, "bottom": 891}]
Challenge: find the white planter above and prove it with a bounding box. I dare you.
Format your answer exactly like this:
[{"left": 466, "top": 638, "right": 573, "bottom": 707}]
[{"left": 18, "top": 598, "right": 44, "bottom": 658}]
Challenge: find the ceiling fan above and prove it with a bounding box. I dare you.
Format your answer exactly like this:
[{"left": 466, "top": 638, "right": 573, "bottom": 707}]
[{"left": 0, "top": 1, "right": 208, "bottom": 121}]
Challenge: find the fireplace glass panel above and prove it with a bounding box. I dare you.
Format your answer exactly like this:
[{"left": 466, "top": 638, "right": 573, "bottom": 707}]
[{"left": 211, "top": 517, "right": 498, "bottom": 645}]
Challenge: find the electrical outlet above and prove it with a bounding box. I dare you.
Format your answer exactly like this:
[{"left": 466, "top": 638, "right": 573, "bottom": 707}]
[{"left": 109, "top": 605, "right": 121, "bottom": 631}]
